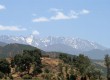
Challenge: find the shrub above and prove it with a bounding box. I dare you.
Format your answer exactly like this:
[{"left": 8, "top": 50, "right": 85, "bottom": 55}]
[
  {"left": 33, "top": 66, "right": 42, "bottom": 75},
  {"left": 44, "top": 68, "right": 49, "bottom": 73},
  {"left": 33, "top": 77, "right": 40, "bottom": 80},
  {"left": 9, "top": 74, "right": 13, "bottom": 79},
  {"left": 0, "top": 72, "right": 4, "bottom": 79},
  {"left": 22, "top": 74, "right": 32, "bottom": 79}
]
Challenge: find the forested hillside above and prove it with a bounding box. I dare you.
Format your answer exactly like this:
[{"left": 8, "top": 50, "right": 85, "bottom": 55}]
[{"left": 0, "top": 48, "right": 107, "bottom": 80}]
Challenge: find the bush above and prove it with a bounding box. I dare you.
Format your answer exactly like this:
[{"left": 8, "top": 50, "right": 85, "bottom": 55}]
[
  {"left": 44, "top": 68, "right": 49, "bottom": 73},
  {"left": 0, "top": 72, "right": 4, "bottom": 79},
  {"left": 33, "top": 77, "right": 40, "bottom": 80},
  {"left": 22, "top": 74, "right": 32, "bottom": 79},
  {"left": 9, "top": 74, "right": 13, "bottom": 79},
  {"left": 69, "top": 74, "right": 76, "bottom": 80},
  {"left": 33, "top": 67, "right": 42, "bottom": 75}
]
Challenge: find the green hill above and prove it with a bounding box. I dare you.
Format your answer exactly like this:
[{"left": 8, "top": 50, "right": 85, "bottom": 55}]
[
  {"left": 0, "top": 43, "right": 37, "bottom": 58},
  {"left": 0, "top": 41, "right": 7, "bottom": 47}
]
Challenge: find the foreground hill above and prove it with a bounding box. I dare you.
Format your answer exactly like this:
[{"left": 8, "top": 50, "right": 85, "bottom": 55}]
[
  {"left": 9, "top": 55, "right": 106, "bottom": 80},
  {"left": 0, "top": 47, "right": 107, "bottom": 80}
]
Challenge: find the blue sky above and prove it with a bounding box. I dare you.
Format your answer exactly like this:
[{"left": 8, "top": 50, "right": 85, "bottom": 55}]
[{"left": 0, "top": 0, "right": 110, "bottom": 47}]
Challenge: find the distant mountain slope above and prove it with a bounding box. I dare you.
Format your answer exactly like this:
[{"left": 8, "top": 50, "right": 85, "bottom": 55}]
[
  {"left": 0, "top": 35, "right": 108, "bottom": 59},
  {"left": 42, "top": 44, "right": 80, "bottom": 54},
  {"left": 0, "top": 41, "right": 7, "bottom": 47},
  {"left": 84, "top": 49, "right": 110, "bottom": 59},
  {"left": 0, "top": 43, "right": 37, "bottom": 58}
]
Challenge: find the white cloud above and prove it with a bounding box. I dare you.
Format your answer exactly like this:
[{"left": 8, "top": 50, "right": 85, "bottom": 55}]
[
  {"left": 32, "top": 8, "right": 90, "bottom": 22},
  {"left": 50, "top": 11, "right": 78, "bottom": 20},
  {"left": 80, "top": 9, "right": 90, "bottom": 14},
  {"left": 32, "top": 17, "right": 49, "bottom": 22},
  {"left": 32, "top": 30, "right": 40, "bottom": 35},
  {"left": 0, "top": 5, "right": 5, "bottom": 10},
  {"left": 70, "top": 10, "right": 78, "bottom": 16},
  {"left": 0, "top": 25, "right": 26, "bottom": 31},
  {"left": 69, "top": 10, "right": 79, "bottom": 19},
  {"left": 51, "top": 12, "right": 70, "bottom": 20}
]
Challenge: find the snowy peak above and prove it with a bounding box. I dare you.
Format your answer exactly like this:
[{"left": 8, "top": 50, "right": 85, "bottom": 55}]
[
  {"left": 0, "top": 35, "right": 106, "bottom": 52},
  {"left": 39, "top": 36, "right": 105, "bottom": 51}
]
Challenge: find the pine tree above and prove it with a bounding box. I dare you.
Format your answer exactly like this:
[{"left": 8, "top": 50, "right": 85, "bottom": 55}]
[{"left": 105, "top": 54, "right": 110, "bottom": 80}]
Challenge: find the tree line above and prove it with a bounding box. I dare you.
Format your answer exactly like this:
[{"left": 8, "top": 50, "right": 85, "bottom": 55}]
[{"left": 105, "top": 54, "right": 110, "bottom": 80}]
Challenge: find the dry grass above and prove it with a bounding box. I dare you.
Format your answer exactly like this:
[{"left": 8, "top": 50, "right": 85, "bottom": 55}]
[{"left": 41, "top": 57, "right": 60, "bottom": 66}]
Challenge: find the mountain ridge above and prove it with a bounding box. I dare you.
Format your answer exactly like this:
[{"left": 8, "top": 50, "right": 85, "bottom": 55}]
[
  {"left": 0, "top": 35, "right": 106, "bottom": 52},
  {"left": 0, "top": 40, "right": 109, "bottom": 59},
  {"left": 0, "top": 34, "right": 108, "bottom": 59}
]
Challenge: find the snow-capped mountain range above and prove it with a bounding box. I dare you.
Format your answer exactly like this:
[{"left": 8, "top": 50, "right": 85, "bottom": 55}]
[{"left": 0, "top": 34, "right": 106, "bottom": 54}]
